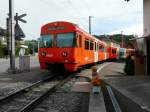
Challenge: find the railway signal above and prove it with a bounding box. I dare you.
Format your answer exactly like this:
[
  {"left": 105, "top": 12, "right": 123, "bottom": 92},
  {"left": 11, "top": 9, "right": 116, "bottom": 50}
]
[
  {"left": 14, "top": 13, "right": 27, "bottom": 23},
  {"left": 15, "top": 23, "right": 25, "bottom": 40},
  {"left": 14, "top": 13, "right": 26, "bottom": 40}
]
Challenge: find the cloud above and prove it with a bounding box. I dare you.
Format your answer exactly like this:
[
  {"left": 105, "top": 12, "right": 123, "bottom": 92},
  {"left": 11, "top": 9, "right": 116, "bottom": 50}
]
[
  {"left": 108, "top": 24, "right": 143, "bottom": 37},
  {"left": 0, "top": 0, "right": 143, "bottom": 40}
]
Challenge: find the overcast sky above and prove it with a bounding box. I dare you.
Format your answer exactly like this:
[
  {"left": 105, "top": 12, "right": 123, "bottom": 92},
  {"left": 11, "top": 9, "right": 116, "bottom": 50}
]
[{"left": 0, "top": 0, "right": 143, "bottom": 40}]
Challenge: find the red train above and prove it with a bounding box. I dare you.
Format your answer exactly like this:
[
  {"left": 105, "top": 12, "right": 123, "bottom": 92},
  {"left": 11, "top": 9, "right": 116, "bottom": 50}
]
[{"left": 38, "top": 21, "right": 130, "bottom": 72}]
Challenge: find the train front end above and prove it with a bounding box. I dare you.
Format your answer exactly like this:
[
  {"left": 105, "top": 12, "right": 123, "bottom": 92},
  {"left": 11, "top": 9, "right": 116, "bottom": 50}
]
[{"left": 38, "top": 21, "right": 79, "bottom": 72}]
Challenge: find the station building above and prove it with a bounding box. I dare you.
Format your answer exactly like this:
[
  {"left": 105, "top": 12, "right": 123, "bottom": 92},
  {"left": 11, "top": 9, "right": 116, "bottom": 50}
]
[{"left": 130, "top": 0, "right": 150, "bottom": 75}]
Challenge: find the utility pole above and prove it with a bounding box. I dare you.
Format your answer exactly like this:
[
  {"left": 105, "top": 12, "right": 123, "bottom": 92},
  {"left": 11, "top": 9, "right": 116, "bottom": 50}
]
[
  {"left": 32, "top": 40, "right": 35, "bottom": 56},
  {"left": 121, "top": 31, "right": 123, "bottom": 47},
  {"left": 89, "top": 16, "right": 93, "bottom": 34},
  {"left": 38, "top": 39, "right": 40, "bottom": 53},
  {"left": 9, "top": 0, "right": 16, "bottom": 73}
]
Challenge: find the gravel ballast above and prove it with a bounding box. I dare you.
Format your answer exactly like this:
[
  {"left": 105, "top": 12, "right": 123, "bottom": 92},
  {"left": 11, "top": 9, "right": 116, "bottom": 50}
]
[{"left": 33, "top": 77, "right": 90, "bottom": 112}]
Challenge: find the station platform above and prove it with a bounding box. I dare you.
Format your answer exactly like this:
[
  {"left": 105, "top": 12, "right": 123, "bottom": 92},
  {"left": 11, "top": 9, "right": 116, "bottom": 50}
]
[
  {"left": 100, "top": 62, "right": 150, "bottom": 111},
  {"left": 71, "top": 80, "right": 106, "bottom": 112},
  {"left": 88, "top": 87, "right": 106, "bottom": 112},
  {"left": 74, "top": 62, "right": 150, "bottom": 112}
]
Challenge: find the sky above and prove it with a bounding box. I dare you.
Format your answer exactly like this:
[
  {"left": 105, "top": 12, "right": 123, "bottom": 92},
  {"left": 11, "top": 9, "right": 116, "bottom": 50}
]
[{"left": 0, "top": 0, "right": 143, "bottom": 40}]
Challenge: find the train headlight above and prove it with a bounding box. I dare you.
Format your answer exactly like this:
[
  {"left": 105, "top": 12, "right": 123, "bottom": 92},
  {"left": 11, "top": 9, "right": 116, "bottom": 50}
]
[
  {"left": 62, "top": 51, "right": 68, "bottom": 57},
  {"left": 41, "top": 52, "right": 46, "bottom": 57}
]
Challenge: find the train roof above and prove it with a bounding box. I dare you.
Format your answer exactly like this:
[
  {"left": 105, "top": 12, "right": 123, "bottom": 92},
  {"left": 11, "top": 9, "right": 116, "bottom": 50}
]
[{"left": 41, "top": 21, "right": 106, "bottom": 45}]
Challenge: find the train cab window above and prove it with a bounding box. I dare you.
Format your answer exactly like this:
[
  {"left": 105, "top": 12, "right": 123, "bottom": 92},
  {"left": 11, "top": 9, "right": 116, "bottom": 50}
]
[
  {"left": 90, "top": 41, "right": 94, "bottom": 50},
  {"left": 85, "top": 39, "right": 89, "bottom": 50},
  {"left": 40, "top": 34, "right": 54, "bottom": 48},
  {"left": 56, "top": 33, "right": 76, "bottom": 47}
]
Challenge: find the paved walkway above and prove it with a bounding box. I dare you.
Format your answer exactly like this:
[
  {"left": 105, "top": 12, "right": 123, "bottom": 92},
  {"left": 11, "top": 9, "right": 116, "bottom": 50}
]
[{"left": 100, "top": 62, "right": 150, "bottom": 112}]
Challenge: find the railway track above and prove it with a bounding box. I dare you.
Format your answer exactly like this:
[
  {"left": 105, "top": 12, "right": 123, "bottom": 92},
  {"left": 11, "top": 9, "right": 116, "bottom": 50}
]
[{"left": 0, "top": 75, "right": 72, "bottom": 112}]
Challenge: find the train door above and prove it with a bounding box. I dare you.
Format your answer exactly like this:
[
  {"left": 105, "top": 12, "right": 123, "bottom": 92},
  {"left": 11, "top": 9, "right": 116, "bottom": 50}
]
[
  {"left": 116, "top": 47, "right": 119, "bottom": 59},
  {"left": 77, "top": 33, "right": 83, "bottom": 64},
  {"left": 104, "top": 47, "right": 107, "bottom": 60},
  {"left": 94, "top": 41, "right": 98, "bottom": 62}
]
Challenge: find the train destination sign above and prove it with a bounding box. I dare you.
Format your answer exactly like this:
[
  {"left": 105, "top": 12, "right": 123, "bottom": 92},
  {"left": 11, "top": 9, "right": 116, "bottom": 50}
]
[{"left": 48, "top": 26, "right": 65, "bottom": 31}]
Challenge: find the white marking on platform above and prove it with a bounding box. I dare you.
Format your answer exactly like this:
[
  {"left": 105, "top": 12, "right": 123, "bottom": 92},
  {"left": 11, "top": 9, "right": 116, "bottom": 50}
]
[
  {"left": 97, "top": 63, "right": 111, "bottom": 72},
  {"left": 107, "top": 86, "right": 122, "bottom": 112}
]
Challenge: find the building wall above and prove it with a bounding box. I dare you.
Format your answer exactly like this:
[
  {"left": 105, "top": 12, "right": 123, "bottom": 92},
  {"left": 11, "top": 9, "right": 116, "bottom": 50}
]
[
  {"left": 140, "top": 0, "right": 150, "bottom": 75},
  {"left": 134, "top": 0, "right": 149, "bottom": 75},
  {"left": 144, "top": 0, "right": 150, "bottom": 36},
  {"left": 137, "top": 0, "right": 150, "bottom": 55}
]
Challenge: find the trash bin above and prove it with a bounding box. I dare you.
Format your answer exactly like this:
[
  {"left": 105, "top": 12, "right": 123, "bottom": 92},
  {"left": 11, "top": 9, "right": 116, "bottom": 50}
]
[{"left": 19, "top": 56, "right": 30, "bottom": 72}]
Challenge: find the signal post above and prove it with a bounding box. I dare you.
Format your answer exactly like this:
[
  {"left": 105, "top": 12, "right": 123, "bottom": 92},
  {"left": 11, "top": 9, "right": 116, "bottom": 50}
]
[
  {"left": 8, "top": 0, "right": 26, "bottom": 73},
  {"left": 8, "top": 0, "right": 15, "bottom": 73}
]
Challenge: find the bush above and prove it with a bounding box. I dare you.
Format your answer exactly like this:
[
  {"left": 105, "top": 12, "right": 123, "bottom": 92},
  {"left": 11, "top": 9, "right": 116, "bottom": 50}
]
[
  {"left": 124, "top": 55, "right": 135, "bottom": 75},
  {"left": 25, "top": 49, "right": 30, "bottom": 55}
]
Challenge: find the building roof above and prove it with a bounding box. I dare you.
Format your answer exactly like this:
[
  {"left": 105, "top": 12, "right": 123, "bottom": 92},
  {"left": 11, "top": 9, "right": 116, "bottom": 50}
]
[
  {"left": 20, "top": 45, "right": 28, "bottom": 48},
  {"left": 130, "top": 35, "right": 150, "bottom": 41}
]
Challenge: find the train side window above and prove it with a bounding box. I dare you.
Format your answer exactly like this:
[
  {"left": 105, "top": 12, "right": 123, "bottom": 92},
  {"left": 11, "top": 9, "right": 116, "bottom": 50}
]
[
  {"left": 85, "top": 39, "right": 89, "bottom": 50},
  {"left": 94, "top": 42, "right": 97, "bottom": 51},
  {"left": 112, "top": 49, "right": 116, "bottom": 54},
  {"left": 99, "top": 44, "right": 104, "bottom": 51},
  {"left": 79, "top": 34, "right": 82, "bottom": 48},
  {"left": 90, "top": 41, "right": 93, "bottom": 50}
]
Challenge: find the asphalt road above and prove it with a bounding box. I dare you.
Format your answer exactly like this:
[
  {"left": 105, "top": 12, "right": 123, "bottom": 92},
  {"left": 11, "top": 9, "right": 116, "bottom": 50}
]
[{"left": 0, "top": 56, "right": 40, "bottom": 73}]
